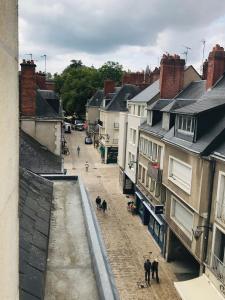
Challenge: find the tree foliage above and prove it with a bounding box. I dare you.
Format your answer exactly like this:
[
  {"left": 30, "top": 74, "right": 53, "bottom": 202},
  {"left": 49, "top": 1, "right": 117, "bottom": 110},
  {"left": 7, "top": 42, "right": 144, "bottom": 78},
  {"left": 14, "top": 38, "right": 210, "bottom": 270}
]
[{"left": 54, "top": 60, "right": 123, "bottom": 115}]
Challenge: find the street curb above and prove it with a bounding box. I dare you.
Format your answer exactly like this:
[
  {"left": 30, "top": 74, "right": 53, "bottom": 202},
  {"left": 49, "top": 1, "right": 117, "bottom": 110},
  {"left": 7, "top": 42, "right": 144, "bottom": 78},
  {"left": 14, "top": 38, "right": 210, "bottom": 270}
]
[{"left": 78, "top": 177, "right": 120, "bottom": 300}]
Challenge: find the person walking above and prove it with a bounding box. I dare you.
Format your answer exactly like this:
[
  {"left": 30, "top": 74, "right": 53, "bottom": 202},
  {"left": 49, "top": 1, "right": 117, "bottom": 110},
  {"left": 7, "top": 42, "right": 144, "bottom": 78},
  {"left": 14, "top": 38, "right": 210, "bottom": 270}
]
[
  {"left": 151, "top": 259, "right": 159, "bottom": 283},
  {"left": 77, "top": 145, "right": 80, "bottom": 156},
  {"left": 144, "top": 259, "right": 151, "bottom": 286},
  {"left": 96, "top": 196, "right": 101, "bottom": 209},
  {"left": 85, "top": 161, "right": 89, "bottom": 172},
  {"left": 101, "top": 200, "right": 107, "bottom": 213}
]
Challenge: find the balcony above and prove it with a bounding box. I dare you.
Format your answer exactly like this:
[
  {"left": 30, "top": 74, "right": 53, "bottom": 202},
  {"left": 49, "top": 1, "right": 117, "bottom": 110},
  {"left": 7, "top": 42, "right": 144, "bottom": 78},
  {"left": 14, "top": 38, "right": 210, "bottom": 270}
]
[
  {"left": 211, "top": 254, "right": 225, "bottom": 285},
  {"left": 147, "top": 162, "right": 162, "bottom": 183}
]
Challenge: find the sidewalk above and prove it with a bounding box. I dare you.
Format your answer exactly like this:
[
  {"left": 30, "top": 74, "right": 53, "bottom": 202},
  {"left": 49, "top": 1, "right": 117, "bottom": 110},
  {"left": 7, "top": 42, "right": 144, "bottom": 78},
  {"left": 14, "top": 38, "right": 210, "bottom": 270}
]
[{"left": 64, "top": 131, "right": 179, "bottom": 300}]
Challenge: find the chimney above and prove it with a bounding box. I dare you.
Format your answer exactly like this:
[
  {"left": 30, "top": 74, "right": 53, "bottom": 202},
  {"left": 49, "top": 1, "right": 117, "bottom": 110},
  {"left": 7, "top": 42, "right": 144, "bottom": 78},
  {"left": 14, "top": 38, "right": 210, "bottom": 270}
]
[
  {"left": 20, "top": 59, "right": 37, "bottom": 116},
  {"left": 104, "top": 79, "right": 115, "bottom": 96},
  {"left": 206, "top": 44, "right": 225, "bottom": 90},
  {"left": 160, "top": 54, "right": 185, "bottom": 99},
  {"left": 151, "top": 67, "right": 160, "bottom": 83},
  {"left": 202, "top": 59, "right": 208, "bottom": 80},
  {"left": 36, "top": 71, "right": 46, "bottom": 89}
]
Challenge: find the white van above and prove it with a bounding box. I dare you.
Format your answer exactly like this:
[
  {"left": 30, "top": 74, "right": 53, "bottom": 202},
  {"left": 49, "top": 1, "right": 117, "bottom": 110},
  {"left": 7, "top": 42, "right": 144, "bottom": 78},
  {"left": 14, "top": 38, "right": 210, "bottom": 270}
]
[{"left": 64, "top": 122, "right": 71, "bottom": 133}]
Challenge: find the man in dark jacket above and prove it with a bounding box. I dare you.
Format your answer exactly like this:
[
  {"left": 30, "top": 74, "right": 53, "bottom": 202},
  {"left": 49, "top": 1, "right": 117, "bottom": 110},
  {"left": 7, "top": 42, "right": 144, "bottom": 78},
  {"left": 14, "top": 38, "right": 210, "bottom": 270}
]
[
  {"left": 152, "top": 259, "right": 159, "bottom": 283},
  {"left": 144, "top": 259, "right": 151, "bottom": 285},
  {"left": 96, "top": 196, "right": 101, "bottom": 209},
  {"left": 101, "top": 200, "right": 107, "bottom": 213}
]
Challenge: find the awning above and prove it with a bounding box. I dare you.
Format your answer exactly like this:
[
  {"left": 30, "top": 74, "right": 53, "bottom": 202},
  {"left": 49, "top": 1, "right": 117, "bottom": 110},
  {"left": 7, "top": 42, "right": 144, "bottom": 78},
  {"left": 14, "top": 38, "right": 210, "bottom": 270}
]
[
  {"left": 135, "top": 191, "right": 143, "bottom": 200},
  {"left": 174, "top": 274, "right": 223, "bottom": 300}
]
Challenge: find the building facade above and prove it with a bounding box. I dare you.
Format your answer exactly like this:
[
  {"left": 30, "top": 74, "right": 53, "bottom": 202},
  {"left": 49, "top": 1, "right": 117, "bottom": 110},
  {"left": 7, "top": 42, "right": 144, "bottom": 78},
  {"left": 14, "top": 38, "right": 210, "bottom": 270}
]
[{"left": 0, "top": 1, "right": 19, "bottom": 298}]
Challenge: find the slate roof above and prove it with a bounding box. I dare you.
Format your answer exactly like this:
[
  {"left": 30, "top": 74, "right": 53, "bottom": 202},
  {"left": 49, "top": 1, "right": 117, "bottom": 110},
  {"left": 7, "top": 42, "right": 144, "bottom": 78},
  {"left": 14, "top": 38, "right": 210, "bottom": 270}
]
[
  {"left": 140, "top": 121, "right": 168, "bottom": 138},
  {"left": 128, "top": 79, "right": 160, "bottom": 103},
  {"left": 173, "top": 76, "right": 225, "bottom": 115},
  {"left": 175, "top": 80, "right": 206, "bottom": 100},
  {"left": 103, "top": 84, "right": 140, "bottom": 111},
  {"left": 87, "top": 89, "right": 104, "bottom": 107},
  {"left": 147, "top": 99, "right": 173, "bottom": 111},
  {"left": 20, "top": 130, "right": 62, "bottom": 174},
  {"left": 19, "top": 168, "right": 53, "bottom": 299},
  {"left": 36, "top": 89, "right": 62, "bottom": 119},
  {"left": 212, "top": 139, "right": 225, "bottom": 159},
  {"left": 163, "top": 111, "right": 225, "bottom": 154}
]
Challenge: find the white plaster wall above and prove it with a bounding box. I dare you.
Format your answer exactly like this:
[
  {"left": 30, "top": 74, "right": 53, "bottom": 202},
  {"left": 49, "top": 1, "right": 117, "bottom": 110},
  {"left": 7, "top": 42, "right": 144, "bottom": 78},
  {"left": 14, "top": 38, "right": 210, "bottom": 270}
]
[
  {"left": 36, "top": 121, "right": 61, "bottom": 155},
  {"left": 100, "top": 110, "right": 120, "bottom": 145},
  {"left": 21, "top": 120, "right": 62, "bottom": 155},
  {"left": 118, "top": 112, "right": 128, "bottom": 169},
  {"left": 125, "top": 113, "right": 146, "bottom": 183},
  {"left": 0, "top": 1, "right": 19, "bottom": 298}
]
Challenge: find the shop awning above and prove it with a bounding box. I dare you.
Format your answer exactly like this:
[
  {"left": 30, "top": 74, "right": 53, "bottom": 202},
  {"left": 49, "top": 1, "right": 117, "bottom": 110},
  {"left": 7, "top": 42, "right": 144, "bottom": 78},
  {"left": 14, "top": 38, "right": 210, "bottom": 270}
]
[
  {"left": 174, "top": 274, "right": 223, "bottom": 300},
  {"left": 143, "top": 201, "right": 164, "bottom": 226}
]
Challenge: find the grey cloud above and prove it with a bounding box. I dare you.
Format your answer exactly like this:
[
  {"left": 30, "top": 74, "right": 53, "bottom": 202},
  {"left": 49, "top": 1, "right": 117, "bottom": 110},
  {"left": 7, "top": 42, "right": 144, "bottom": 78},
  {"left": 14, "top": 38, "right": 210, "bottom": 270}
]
[{"left": 19, "top": 0, "right": 225, "bottom": 55}]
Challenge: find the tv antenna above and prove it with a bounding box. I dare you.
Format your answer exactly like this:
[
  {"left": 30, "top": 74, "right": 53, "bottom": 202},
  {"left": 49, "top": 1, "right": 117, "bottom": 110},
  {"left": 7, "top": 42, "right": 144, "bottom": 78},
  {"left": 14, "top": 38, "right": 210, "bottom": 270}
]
[
  {"left": 25, "top": 53, "right": 33, "bottom": 60},
  {"left": 41, "top": 54, "right": 47, "bottom": 73},
  {"left": 201, "top": 39, "right": 206, "bottom": 66},
  {"left": 182, "top": 45, "right": 191, "bottom": 64}
]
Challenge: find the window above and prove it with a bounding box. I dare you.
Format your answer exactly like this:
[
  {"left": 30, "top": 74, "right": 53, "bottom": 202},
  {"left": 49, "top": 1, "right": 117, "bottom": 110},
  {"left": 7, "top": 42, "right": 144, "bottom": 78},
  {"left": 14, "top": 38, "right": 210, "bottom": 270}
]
[
  {"left": 130, "top": 129, "right": 136, "bottom": 145},
  {"left": 216, "top": 172, "right": 225, "bottom": 222},
  {"left": 150, "top": 178, "right": 155, "bottom": 193},
  {"left": 139, "top": 138, "right": 162, "bottom": 165},
  {"left": 177, "top": 115, "right": 195, "bottom": 136},
  {"left": 147, "top": 111, "right": 153, "bottom": 125},
  {"left": 142, "top": 168, "right": 146, "bottom": 184},
  {"left": 128, "top": 152, "right": 135, "bottom": 170},
  {"left": 168, "top": 157, "right": 192, "bottom": 194},
  {"left": 138, "top": 164, "right": 142, "bottom": 179},
  {"left": 138, "top": 105, "right": 141, "bottom": 116},
  {"left": 128, "top": 105, "right": 131, "bottom": 113},
  {"left": 171, "top": 196, "right": 194, "bottom": 238}
]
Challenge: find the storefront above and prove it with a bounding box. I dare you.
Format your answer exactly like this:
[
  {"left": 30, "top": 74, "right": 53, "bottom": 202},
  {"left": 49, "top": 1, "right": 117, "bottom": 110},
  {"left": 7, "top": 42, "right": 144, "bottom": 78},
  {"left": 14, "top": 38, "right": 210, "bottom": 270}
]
[
  {"left": 122, "top": 172, "right": 134, "bottom": 194},
  {"left": 107, "top": 147, "right": 118, "bottom": 163},
  {"left": 135, "top": 188, "right": 165, "bottom": 252}
]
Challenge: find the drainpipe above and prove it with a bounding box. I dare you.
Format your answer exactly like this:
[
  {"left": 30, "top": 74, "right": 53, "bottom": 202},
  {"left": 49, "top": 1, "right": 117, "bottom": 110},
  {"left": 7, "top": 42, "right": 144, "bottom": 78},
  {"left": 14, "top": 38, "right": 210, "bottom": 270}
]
[{"left": 202, "top": 156, "right": 215, "bottom": 271}]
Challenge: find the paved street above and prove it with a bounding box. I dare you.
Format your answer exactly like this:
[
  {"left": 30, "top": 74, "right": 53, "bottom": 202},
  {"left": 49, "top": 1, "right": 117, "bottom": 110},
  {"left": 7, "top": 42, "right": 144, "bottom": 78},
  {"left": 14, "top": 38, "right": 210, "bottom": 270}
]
[{"left": 64, "top": 131, "right": 180, "bottom": 300}]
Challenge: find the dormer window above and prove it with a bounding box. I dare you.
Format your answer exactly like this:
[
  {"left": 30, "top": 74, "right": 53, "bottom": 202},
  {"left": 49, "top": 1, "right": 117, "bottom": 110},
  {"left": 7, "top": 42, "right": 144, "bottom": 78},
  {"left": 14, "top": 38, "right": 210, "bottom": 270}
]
[
  {"left": 176, "top": 115, "right": 195, "bottom": 136},
  {"left": 147, "top": 111, "right": 153, "bottom": 126}
]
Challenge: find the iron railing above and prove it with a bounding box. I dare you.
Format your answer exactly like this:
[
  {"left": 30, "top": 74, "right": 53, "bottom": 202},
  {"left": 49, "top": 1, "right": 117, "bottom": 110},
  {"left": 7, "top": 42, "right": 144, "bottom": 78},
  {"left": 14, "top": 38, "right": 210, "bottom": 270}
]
[{"left": 212, "top": 254, "right": 225, "bottom": 285}]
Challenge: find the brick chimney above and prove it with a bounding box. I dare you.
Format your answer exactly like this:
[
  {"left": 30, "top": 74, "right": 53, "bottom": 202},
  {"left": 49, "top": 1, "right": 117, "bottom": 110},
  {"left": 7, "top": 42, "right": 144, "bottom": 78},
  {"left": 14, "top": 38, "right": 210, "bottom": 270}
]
[
  {"left": 202, "top": 59, "right": 208, "bottom": 80},
  {"left": 206, "top": 44, "right": 225, "bottom": 90},
  {"left": 20, "top": 59, "right": 37, "bottom": 116},
  {"left": 122, "top": 72, "right": 145, "bottom": 85},
  {"left": 160, "top": 54, "right": 185, "bottom": 99},
  {"left": 150, "top": 67, "right": 160, "bottom": 83},
  {"left": 36, "top": 71, "right": 46, "bottom": 89},
  {"left": 104, "top": 79, "right": 115, "bottom": 96}
]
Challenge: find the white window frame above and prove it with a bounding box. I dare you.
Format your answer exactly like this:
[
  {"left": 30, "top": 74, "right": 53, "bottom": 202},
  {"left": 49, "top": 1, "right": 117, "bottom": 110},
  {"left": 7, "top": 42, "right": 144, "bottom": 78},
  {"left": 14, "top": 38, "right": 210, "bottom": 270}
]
[
  {"left": 177, "top": 115, "right": 195, "bottom": 136},
  {"left": 216, "top": 171, "right": 225, "bottom": 223},
  {"left": 168, "top": 156, "right": 192, "bottom": 194},
  {"left": 170, "top": 196, "right": 194, "bottom": 239}
]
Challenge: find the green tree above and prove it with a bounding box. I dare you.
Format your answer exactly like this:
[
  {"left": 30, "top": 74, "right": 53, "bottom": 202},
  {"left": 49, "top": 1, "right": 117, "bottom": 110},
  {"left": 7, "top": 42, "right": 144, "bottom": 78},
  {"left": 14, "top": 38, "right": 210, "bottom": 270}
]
[
  {"left": 98, "top": 61, "right": 123, "bottom": 86},
  {"left": 55, "top": 60, "right": 124, "bottom": 115}
]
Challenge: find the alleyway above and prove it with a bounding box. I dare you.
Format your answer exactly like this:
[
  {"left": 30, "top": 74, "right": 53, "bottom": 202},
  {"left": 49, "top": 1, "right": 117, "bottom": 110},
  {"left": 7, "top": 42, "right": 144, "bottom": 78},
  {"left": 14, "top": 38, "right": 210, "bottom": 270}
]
[{"left": 64, "top": 131, "right": 180, "bottom": 300}]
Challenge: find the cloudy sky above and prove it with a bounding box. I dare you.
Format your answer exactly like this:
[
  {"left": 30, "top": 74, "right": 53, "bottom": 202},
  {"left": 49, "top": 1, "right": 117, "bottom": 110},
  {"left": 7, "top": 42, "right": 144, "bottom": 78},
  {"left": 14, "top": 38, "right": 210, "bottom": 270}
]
[{"left": 19, "top": 0, "right": 225, "bottom": 75}]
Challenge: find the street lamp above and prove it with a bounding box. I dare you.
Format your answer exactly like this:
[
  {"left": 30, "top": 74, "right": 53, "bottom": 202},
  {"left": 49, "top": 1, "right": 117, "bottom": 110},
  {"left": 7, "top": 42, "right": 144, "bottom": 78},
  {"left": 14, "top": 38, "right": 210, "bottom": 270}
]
[
  {"left": 128, "top": 161, "right": 137, "bottom": 169},
  {"left": 192, "top": 225, "right": 213, "bottom": 239}
]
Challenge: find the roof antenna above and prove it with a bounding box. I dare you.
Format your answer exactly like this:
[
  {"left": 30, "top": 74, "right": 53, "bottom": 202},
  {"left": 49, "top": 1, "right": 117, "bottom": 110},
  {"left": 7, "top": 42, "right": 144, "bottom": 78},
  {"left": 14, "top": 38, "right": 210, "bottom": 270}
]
[
  {"left": 201, "top": 39, "right": 206, "bottom": 66},
  {"left": 25, "top": 53, "right": 33, "bottom": 60},
  {"left": 41, "top": 54, "right": 47, "bottom": 74},
  {"left": 182, "top": 45, "right": 191, "bottom": 64}
]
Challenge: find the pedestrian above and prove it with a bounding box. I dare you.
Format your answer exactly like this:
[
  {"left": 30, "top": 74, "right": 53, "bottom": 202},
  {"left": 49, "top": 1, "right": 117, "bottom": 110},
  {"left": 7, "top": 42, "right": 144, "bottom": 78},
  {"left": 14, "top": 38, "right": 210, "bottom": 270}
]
[
  {"left": 77, "top": 145, "right": 80, "bottom": 156},
  {"left": 85, "top": 161, "right": 89, "bottom": 172},
  {"left": 96, "top": 196, "right": 101, "bottom": 209},
  {"left": 144, "top": 259, "right": 151, "bottom": 286},
  {"left": 152, "top": 259, "right": 159, "bottom": 283},
  {"left": 101, "top": 200, "right": 107, "bottom": 213}
]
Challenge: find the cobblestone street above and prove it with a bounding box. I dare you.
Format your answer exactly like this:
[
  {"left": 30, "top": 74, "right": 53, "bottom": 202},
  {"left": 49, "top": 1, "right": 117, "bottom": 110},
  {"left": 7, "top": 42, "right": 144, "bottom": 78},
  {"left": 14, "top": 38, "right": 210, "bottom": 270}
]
[{"left": 64, "top": 131, "right": 180, "bottom": 300}]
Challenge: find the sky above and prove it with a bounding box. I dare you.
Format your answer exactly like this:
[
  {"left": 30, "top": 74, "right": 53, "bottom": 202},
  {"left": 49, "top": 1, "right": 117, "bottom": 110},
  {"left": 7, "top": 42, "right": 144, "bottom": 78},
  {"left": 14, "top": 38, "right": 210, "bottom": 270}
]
[{"left": 19, "top": 0, "right": 225, "bottom": 75}]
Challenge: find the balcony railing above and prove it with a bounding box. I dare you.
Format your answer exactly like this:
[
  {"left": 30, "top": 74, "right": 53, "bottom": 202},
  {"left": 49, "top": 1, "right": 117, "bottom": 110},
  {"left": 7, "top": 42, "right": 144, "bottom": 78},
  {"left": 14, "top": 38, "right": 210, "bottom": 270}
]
[
  {"left": 212, "top": 254, "right": 225, "bottom": 285},
  {"left": 216, "top": 202, "right": 225, "bottom": 223}
]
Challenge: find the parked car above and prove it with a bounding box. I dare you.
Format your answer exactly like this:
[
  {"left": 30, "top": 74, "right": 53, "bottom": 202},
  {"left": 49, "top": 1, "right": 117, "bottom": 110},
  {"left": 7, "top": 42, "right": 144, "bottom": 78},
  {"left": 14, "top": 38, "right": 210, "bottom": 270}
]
[
  {"left": 85, "top": 136, "right": 93, "bottom": 144},
  {"left": 64, "top": 122, "right": 71, "bottom": 133},
  {"left": 76, "top": 124, "right": 84, "bottom": 131}
]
